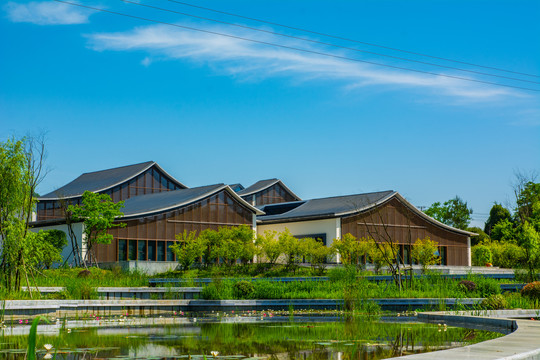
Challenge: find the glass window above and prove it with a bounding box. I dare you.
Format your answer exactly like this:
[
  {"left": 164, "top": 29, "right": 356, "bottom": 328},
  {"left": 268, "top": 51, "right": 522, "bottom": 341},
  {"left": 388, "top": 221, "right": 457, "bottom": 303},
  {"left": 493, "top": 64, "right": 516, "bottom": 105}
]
[
  {"left": 128, "top": 240, "right": 137, "bottom": 261},
  {"left": 118, "top": 239, "right": 127, "bottom": 261},
  {"left": 157, "top": 241, "right": 165, "bottom": 261},
  {"left": 167, "top": 241, "right": 175, "bottom": 261},
  {"left": 138, "top": 240, "right": 147, "bottom": 261},
  {"left": 161, "top": 175, "right": 168, "bottom": 190},
  {"left": 148, "top": 241, "right": 156, "bottom": 261},
  {"left": 439, "top": 246, "right": 447, "bottom": 265}
]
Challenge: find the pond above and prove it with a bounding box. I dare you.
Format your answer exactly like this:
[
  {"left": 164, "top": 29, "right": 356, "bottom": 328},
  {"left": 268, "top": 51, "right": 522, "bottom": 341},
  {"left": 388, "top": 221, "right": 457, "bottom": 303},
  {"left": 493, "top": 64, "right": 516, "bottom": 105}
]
[{"left": 0, "top": 315, "right": 503, "bottom": 359}]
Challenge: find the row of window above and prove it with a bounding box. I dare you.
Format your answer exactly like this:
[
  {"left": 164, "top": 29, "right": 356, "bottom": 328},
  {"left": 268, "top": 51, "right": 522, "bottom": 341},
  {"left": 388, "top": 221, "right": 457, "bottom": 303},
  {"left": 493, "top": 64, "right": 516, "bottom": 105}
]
[
  {"left": 117, "top": 239, "right": 448, "bottom": 265},
  {"left": 118, "top": 239, "right": 176, "bottom": 262}
]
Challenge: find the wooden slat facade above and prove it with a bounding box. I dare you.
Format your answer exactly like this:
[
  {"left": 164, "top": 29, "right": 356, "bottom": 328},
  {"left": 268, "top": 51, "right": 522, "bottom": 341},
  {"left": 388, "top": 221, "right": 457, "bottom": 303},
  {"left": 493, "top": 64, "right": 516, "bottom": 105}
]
[
  {"left": 37, "top": 165, "right": 181, "bottom": 221},
  {"left": 340, "top": 197, "right": 469, "bottom": 266},
  {"left": 246, "top": 182, "right": 298, "bottom": 206},
  {"left": 94, "top": 189, "right": 254, "bottom": 262}
]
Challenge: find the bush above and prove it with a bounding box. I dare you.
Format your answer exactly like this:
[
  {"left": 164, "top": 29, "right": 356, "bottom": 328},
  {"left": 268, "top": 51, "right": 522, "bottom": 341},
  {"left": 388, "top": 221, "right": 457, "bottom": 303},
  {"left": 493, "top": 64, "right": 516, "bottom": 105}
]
[
  {"left": 481, "top": 294, "right": 508, "bottom": 310},
  {"left": 233, "top": 280, "right": 255, "bottom": 299},
  {"left": 200, "top": 279, "right": 234, "bottom": 300},
  {"left": 64, "top": 281, "right": 97, "bottom": 299},
  {"left": 458, "top": 280, "right": 476, "bottom": 292},
  {"left": 521, "top": 281, "right": 540, "bottom": 301},
  {"left": 475, "top": 277, "right": 501, "bottom": 297},
  {"left": 77, "top": 270, "right": 92, "bottom": 278},
  {"left": 472, "top": 245, "right": 492, "bottom": 266}
]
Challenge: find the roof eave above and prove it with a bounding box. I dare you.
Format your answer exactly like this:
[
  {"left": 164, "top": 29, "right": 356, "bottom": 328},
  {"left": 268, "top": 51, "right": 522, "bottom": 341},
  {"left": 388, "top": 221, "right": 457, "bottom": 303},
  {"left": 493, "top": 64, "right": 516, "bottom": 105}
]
[
  {"left": 39, "top": 161, "right": 187, "bottom": 201},
  {"left": 392, "top": 193, "right": 477, "bottom": 236},
  {"left": 121, "top": 185, "right": 264, "bottom": 220},
  {"left": 258, "top": 213, "right": 336, "bottom": 224},
  {"left": 334, "top": 191, "right": 397, "bottom": 217},
  {"left": 239, "top": 179, "right": 301, "bottom": 201}
]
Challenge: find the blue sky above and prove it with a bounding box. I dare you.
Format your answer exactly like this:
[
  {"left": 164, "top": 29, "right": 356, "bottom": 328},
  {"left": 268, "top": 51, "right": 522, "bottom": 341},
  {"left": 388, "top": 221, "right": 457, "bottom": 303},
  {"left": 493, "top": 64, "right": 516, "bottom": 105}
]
[{"left": 1, "top": 0, "right": 539, "bottom": 227}]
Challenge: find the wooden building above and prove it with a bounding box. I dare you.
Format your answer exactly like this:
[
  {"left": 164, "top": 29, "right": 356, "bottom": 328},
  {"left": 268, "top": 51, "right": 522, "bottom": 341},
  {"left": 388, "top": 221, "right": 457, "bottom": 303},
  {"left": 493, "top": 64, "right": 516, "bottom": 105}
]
[
  {"left": 236, "top": 179, "right": 301, "bottom": 206},
  {"left": 32, "top": 162, "right": 262, "bottom": 271},
  {"left": 32, "top": 161, "right": 473, "bottom": 270},
  {"left": 257, "top": 191, "right": 474, "bottom": 266},
  {"left": 37, "top": 161, "right": 187, "bottom": 221}
]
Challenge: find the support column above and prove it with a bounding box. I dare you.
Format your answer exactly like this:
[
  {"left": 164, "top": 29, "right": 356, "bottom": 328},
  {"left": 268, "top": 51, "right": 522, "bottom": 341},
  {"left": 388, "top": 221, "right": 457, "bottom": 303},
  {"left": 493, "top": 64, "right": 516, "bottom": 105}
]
[
  {"left": 335, "top": 218, "right": 341, "bottom": 264},
  {"left": 467, "top": 237, "right": 471, "bottom": 266}
]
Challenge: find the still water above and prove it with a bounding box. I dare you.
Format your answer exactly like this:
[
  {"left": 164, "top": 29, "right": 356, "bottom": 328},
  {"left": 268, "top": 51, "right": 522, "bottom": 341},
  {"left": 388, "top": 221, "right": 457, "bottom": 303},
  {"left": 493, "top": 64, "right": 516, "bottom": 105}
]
[{"left": 0, "top": 316, "right": 503, "bottom": 359}]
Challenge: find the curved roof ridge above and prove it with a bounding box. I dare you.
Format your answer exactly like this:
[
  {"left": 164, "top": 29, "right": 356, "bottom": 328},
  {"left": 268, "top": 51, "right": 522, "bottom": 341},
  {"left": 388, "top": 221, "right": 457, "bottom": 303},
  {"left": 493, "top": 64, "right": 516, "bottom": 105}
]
[
  {"left": 121, "top": 183, "right": 264, "bottom": 219},
  {"left": 39, "top": 161, "right": 187, "bottom": 200},
  {"left": 392, "top": 192, "right": 477, "bottom": 236},
  {"left": 238, "top": 178, "right": 301, "bottom": 200}
]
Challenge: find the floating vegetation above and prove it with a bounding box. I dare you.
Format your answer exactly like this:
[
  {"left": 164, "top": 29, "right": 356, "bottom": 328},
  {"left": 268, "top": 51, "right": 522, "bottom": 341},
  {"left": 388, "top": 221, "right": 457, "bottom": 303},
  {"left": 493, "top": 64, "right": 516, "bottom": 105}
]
[{"left": 0, "top": 315, "right": 502, "bottom": 360}]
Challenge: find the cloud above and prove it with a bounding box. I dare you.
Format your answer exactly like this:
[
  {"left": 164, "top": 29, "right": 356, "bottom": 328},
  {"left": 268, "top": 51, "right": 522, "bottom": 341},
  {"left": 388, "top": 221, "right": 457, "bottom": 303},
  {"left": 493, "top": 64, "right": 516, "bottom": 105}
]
[
  {"left": 510, "top": 108, "right": 540, "bottom": 127},
  {"left": 86, "top": 23, "right": 521, "bottom": 100},
  {"left": 141, "top": 56, "right": 152, "bottom": 67},
  {"left": 5, "top": 1, "right": 91, "bottom": 25}
]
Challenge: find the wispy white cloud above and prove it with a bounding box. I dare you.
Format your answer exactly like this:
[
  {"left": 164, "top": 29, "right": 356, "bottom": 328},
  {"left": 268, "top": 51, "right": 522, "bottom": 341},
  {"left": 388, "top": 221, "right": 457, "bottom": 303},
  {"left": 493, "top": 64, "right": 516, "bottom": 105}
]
[
  {"left": 141, "top": 56, "right": 152, "bottom": 67},
  {"left": 86, "top": 23, "right": 522, "bottom": 100},
  {"left": 510, "top": 108, "right": 540, "bottom": 127},
  {"left": 5, "top": 1, "right": 91, "bottom": 25}
]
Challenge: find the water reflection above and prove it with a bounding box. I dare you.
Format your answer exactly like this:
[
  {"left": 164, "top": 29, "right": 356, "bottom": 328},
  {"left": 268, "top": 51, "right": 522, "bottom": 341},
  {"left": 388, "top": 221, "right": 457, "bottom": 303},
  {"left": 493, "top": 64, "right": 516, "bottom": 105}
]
[{"left": 0, "top": 317, "right": 502, "bottom": 360}]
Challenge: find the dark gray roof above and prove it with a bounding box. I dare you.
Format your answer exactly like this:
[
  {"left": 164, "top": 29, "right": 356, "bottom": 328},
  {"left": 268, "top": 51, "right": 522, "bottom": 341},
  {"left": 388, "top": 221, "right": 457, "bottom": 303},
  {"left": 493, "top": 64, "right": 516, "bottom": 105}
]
[
  {"left": 258, "top": 190, "right": 395, "bottom": 223},
  {"left": 40, "top": 161, "right": 186, "bottom": 200},
  {"left": 237, "top": 179, "right": 279, "bottom": 196},
  {"left": 121, "top": 184, "right": 223, "bottom": 218},
  {"left": 120, "top": 184, "right": 265, "bottom": 218},
  {"left": 237, "top": 178, "right": 301, "bottom": 200}
]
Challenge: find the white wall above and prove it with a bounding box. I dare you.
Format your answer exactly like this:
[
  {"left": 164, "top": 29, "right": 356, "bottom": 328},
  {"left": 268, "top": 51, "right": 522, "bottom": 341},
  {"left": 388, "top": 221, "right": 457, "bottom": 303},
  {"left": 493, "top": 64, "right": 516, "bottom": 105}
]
[{"left": 30, "top": 222, "right": 85, "bottom": 266}]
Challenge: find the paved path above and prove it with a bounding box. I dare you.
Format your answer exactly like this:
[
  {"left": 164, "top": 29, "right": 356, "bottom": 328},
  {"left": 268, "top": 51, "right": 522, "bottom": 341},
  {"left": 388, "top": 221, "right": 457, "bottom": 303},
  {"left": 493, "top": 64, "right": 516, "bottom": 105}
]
[{"left": 393, "top": 310, "right": 540, "bottom": 359}]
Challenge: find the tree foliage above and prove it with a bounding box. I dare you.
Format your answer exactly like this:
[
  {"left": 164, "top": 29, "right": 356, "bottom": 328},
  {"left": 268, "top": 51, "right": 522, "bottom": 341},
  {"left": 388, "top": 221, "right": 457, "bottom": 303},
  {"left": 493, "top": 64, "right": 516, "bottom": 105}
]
[
  {"left": 278, "top": 229, "right": 305, "bottom": 272},
  {"left": 425, "top": 196, "right": 473, "bottom": 230},
  {"left": 0, "top": 136, "right": 47, "bottom": 292},
  {"left": 484, "top": 203, "right": 512, "bottom": 236},
  {"left": 255, "top": 230, "right": 281, "bottom": 265},
  {"left": 42, "top": 229, "right": 68, "bottom": 251},
  {"left": 472, "top": 245, "right": 493, "bottom": 266},
  {"left": 467, "top": 226, "right": 490, "bottom": 246},
  {"left": 303, "top": 237, "right": 334, "bottom": 275},
  {"left": 68, "top": 191, "right": 125, "bottom": 265},
  {"left": 411, "top": 237, "right": 441, "bottom": 273},
  {"left": 368, "top": 239, "right": 398, "bottom": 275},
  {"left": 331, "top": 233, "right": 370, "bottom": 268},
  {"left": 170, "top": 230, "right": 207, "bottom": 270}
]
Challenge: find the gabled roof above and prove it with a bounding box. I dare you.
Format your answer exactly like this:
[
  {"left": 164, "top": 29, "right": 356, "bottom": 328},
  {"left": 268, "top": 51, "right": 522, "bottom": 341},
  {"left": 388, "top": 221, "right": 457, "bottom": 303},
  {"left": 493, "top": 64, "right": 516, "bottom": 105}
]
[
  {"left": 237, "top": 178, "right": 301, "bottom": 200},
  {"left": 39, "top": 161, "right": 187, "bottom": 200},
  {"left": 258, "top": 190, "right": 394, "bottom": 223},
  {"left": 121, "top": 184, "right": 264, "bottom": 219},
  {"left": 258, "top": 190, "right": 476, "bottom": 237}
]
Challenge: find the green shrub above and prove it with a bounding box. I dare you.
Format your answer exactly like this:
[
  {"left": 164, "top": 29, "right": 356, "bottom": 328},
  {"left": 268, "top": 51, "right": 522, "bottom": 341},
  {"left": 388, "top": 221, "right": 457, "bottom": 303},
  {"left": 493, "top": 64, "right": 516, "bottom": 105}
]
[
  {"left": 475, "top": 277, "right": 501, "bottom": 297},
  {"left": 328, "top": 266, "right": 357, "bottom": 284},
  {"left": 200, "top": 279, "right": 234, "bottom": 300},
  {"left": 233, "top": 280, "right": 255, "bottom": 299},
  {"left": 458, "top": 280, "right": 476, "bottom": 292},
  {"left": 481, "top": 294, "right": 508, "bottom": 310},
  {"left": 499, "top": 243, "right": 526, "bottom": 268},
  {"left": 472, "top": 245, "right": 492, "bottom": 266},
  {"left": 521, "top": 281, "right": 540, "bottom": 301},
  {"left": 64, "top": 281, "right": 97, "bottom": 299}
]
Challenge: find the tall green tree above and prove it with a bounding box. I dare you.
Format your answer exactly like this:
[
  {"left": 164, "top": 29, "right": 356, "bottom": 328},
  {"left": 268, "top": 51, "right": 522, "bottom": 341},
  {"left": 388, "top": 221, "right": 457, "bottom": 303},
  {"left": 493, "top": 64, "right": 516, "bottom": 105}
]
[
  {"left": 68, "top": 191, "right": 125, "bottom": 266},
  {"left": 0, "top": 136, "right": 47, "bottom": 293},
  {"left": 484, "top": 203, "right": 512, "bottom": 236},
  {"left": 424, "top": 196, "right": 473, "bottom": 230}
]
